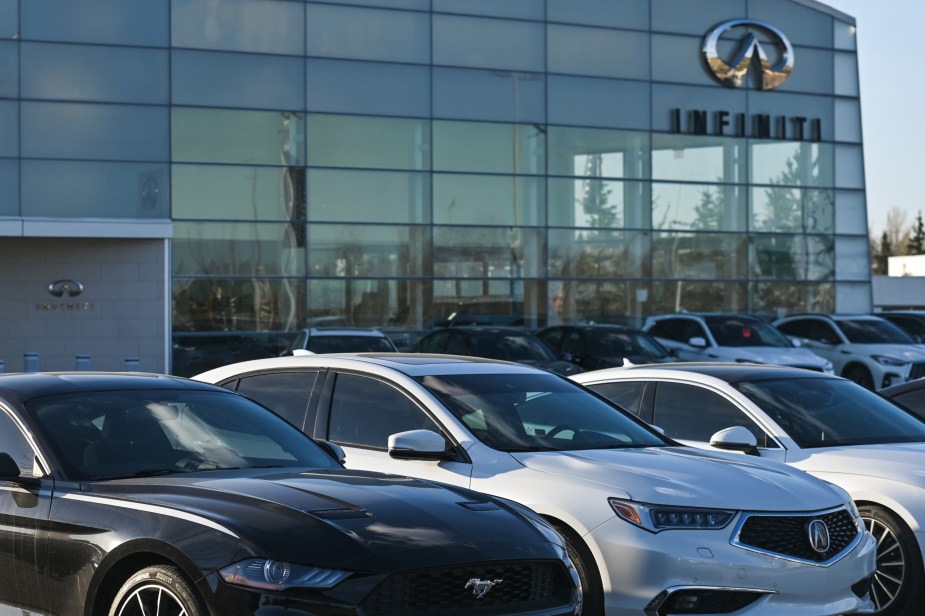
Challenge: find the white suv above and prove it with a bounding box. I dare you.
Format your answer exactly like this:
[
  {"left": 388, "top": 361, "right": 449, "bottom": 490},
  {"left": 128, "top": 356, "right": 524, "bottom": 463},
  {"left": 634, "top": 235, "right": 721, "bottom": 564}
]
[
  {"left": 643, "top": 313, "right": 833, "bottom": 373},
  {"left": 773, "top": 314, "right": 925, "bottom": 390}
]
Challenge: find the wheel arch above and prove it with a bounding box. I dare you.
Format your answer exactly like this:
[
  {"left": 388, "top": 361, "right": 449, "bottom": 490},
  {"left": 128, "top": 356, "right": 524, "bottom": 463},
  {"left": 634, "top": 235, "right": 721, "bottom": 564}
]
[{"left": 86, "top": 539, "right": 217, "bottom": 616}]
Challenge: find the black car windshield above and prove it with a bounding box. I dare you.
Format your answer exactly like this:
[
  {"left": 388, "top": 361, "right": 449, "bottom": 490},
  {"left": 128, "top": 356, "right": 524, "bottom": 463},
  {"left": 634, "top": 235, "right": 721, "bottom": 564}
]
[
  {"left": 733, "top": 377, "right": 925, "bottom": 448},
  {"left": 591, "top": 331, "right": 671, "bottom": 359},
  {"left": 836, "top": 319, "right": 916, "bottom": 344},
  {"left": 28, "top": 389, "right": 340, "bottom": 480},
  {"left": 468, "top": 334, "right": 558, "bottom": 362},
  {"left": 705, "top": 316, "right": 792, "bottom": 348},
  {"left": 416, "top": 373, "right": 666, "bottom": 452},
  {"left": 307, "top": 335, "right": 395, "bottom": 353}
]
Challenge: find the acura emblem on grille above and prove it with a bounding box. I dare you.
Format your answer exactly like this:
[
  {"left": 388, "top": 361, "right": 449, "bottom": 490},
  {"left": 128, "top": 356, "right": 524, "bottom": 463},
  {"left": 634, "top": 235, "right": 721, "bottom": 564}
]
[
  {"left": 465, "top": 577, "right": 503, "bottom": 599},
  {"left": 807, "top": 519, "right": 831, "bottom": 554}
]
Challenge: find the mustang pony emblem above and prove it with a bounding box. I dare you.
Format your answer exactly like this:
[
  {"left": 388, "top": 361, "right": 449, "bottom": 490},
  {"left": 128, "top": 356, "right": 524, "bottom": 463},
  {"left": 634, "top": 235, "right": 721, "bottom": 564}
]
[{"left": 465, "top": 577, "right": 503, "bottom": 599}]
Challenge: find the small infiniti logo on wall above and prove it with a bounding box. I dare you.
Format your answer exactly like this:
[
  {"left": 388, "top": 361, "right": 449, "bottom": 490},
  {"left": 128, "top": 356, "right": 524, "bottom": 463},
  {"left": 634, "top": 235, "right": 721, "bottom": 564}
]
[
  {"left": 703, "top": 19, "right": 794, "bottom": 90},
  {"left": 48, "top": 279, "right": 85, "bottom": 298}
]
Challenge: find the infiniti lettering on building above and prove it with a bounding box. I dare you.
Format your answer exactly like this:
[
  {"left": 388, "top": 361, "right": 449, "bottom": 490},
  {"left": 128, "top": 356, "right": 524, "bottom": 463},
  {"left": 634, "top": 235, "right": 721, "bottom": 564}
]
[{"left": 671, "top": 19, "right": 822, "bottom": 142}]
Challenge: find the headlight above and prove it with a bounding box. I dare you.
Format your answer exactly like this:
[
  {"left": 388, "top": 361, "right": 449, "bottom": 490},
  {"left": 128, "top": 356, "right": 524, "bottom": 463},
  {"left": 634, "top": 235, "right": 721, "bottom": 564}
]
[
  {"left": 609, "top": 498, "right": 735, "bottom": 533},
  {"left": 219, "top": 559, "right": 351, "bottom": 591},
  {"left": 873, "top": 355, "right": 908, "bottom": 367}
]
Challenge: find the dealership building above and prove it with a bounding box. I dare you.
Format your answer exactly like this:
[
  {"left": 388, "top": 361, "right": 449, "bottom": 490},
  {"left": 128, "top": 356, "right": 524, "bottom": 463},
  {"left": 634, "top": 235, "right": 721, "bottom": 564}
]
[{"left": 0, "top": 0, "right": 868, "bottom": 374}]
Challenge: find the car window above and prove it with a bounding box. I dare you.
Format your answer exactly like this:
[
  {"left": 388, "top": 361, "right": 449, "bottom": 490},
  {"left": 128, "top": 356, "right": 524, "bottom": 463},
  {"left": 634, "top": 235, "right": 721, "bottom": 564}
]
[
  {"left": 704, "top": 317, "right": 791, "bottom": 348},
  {"left": 561, "top": 331, "right": 586, "bottom": 356},
  {"left": 235, "top": 371, "right": 320, "bottom": 431},
  {"left": 417, "top": 373, "right": 665, "bottom": 452},
  {"left": 537, "top": 327, "right": 564, "bottom": 352},
  {"left": 652, "top": 382, "right": 775, "bottom": 447},
  {"left": 648, "top": 319, "right": 704, "bottom": 343},
  {"left": 328, "top": 373, "right": 441, "bottom": 449},
  {"left": 29, "top": 389, "right": 339, "bottom": 480},
  {"left": 837, "top": 319, "right": 916, "bottom": 344},
  {"left": 734, "top": 377, "right": 925, "bottom": 448},
  {"left": 586, "top": 381, "right": 646, "bottom": 415},
  {"left": 885, "top": 317, "right": 925, "bottom": 342},
  {"left": 0, "top": 412, "right": 37, "bottom": 476},
  {"left": 778, "top": 319, "right": 838, "bottom": 344},
  {"left": 467, "top": 334, "right": 556, "bottom": 362},
  {"left": 418, "top": 330, "right": 450, "bottom": 353},
  {"left": 307, "top": 335, "right": 395, "bottom": 353},
  {"left": 887, "top": 389, "right": 925, "bottom": 421},
  {"left": 445, "top": 332, "right": 469, "bottom": 355}
]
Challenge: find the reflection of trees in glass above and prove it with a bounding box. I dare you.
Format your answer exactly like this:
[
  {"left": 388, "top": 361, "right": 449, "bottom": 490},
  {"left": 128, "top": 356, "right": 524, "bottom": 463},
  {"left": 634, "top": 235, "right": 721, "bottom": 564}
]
[
  {"left": 750, "top": 151, "right": 834, "bottom": 312},
  {"left": 579, "top": 155, "right": 620, "bottom": 229}
]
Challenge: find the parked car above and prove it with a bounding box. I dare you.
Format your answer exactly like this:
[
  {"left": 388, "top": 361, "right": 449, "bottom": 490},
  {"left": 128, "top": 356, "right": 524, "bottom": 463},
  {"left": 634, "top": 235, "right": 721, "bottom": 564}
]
[
  {"left": 774, "top": 313, "right": 925, "bottom": 389},
  {"left": 881, "top": 378, "right": 925, "bottom": 421},
  {"left": 197, "top": 354, "right": 876, "bottom": 616},
  {"left": 281, "top": 327, "right": 398, "bottom": 355},
  {"left": 0, "top": 372, "right": 581, "bottom": 616},
  {"left": 411, "top": 325, "right": 583, "bottom": 375},
  {"left": 572, "top": 362, "right": 925, "bottom": 616},
  {"left": 878, "top": 311, "right": 925, "bottom": 344},
  {"left": 535, "top": 324, "right": 676, "bottom": 370},
  {"left": 643, "top": 313, "right": 833, "bottom": 372}
]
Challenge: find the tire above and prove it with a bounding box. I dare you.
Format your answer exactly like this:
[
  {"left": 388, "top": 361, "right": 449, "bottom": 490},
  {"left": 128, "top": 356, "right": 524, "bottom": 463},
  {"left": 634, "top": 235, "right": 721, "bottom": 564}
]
[
  {"left": 553, "top": 523, "right": 604, "bottom": 616},
  {"left": 843, "top": 364, "right": 875, "bottom": 390},
  {"left": 108, "top": 565, "right": 206, "bottom": 616},
  {"left": 858, "top": 505, "right": 925, "bottom": 616}
]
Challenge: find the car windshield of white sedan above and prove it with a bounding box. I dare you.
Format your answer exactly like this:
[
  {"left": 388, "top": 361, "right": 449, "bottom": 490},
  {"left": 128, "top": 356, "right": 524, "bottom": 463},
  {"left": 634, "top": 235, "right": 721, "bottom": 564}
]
[
  {"left": 417, "top": 373, "right": 666, "bottom": 452},
  {"left": 28, "top": 389, "right": 340, "bottom": 480},
  {"left": 704, "top": 316, "right": 792, "bottom": 348},
  {"left": 837, "top": 319, "right": 916, "bottom": 344},
  {"left": 734, "top": 378, "right": 925, "bottom": 448}
]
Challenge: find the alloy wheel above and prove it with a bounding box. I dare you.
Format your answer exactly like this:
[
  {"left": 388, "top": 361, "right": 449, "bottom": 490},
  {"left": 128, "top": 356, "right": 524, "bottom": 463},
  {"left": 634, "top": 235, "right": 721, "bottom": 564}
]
[
  {"left": 116, "top": 583, "right": 188, "bottom": 616},
  {"left": 864, "top": 515, "right": 906, "bottom": 612}
]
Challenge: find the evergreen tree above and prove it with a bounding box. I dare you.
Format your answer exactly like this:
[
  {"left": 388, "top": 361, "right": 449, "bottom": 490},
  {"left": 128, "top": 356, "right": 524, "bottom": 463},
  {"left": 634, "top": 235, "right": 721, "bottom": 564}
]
[{"left": 909, "top": 211, "right": 925, "bottom": 255}]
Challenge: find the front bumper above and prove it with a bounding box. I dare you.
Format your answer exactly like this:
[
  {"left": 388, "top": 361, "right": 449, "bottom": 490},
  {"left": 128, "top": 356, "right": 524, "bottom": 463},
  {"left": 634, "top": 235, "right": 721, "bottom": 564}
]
[{"left": 588, "top": 511, "right": 877, "bottom": 615}]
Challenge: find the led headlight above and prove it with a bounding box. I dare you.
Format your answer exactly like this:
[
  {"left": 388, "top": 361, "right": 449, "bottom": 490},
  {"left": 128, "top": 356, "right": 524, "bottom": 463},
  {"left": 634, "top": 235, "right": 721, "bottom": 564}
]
[
  {"left": 219, "top": 559, "right": 351, "bottom": 591},
  {"left": 872, "top": 355, "right": 908, "bottom": 367},
  {"left": 609, "top": 498, "right": 735, "bottom": 533}
]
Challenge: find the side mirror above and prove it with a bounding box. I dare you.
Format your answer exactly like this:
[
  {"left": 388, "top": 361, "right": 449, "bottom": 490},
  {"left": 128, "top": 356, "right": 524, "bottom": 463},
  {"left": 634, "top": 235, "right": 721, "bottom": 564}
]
[
  {"left": 315, "top": 440, "right": 346, "bottom": 465},
  {"left": 388, "top": 429, "right": 452, "bottom": 461},
  {"left": 709, "top": 426, "right": 760, "bottom": 456},
  {"left": 688, "top": 336, "right": 708, "bottom": 348}
]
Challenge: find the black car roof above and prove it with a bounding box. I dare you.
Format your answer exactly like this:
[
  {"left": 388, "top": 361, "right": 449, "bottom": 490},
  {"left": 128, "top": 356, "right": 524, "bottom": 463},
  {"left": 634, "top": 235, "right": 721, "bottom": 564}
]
[
  {"left": 0, "top": 372, "right": 224, "bottom": 402},
  {"left": 625, "top": 362, "right": 834, "bottom": 384}
]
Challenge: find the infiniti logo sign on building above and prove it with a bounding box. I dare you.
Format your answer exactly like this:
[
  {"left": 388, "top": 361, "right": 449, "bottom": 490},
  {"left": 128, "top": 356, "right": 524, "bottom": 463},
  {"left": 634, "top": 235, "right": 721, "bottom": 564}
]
[{"left": 703, "top": 19, "right": 794, "bottom": 90}]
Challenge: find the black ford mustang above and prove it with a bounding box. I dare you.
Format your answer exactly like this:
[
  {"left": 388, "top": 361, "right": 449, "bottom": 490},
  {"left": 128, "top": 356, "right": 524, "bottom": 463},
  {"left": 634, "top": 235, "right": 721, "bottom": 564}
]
[{"left": 0, "top": 372, "right": 580, "bottom": 616}]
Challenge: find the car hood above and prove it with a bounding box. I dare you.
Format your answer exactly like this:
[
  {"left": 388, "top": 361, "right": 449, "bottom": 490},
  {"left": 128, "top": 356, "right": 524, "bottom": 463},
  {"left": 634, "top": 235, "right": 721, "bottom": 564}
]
[
  {"left": 707, "top": 346, "right": 829, "bottom": 367},
  {"left": 511, "top": 446, "right": 843, "bottom": 511},
  {"left": 838, "top": 343, "right": 925, "bottom": 361},
  {"left": 790, "top": 442, "right": 925, "bottom": 486},
  {"left": 89, "top": 468, "right": 559, "bottom": 571}
]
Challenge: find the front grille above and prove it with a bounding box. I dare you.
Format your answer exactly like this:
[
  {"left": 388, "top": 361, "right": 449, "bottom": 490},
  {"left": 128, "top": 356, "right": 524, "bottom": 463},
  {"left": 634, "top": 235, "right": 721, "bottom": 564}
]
[
  {"left": 736, "top": 508, "right": 859, "bottom": 564},
  {"left": 909, "top": 362, "right": 925, "bottom": 380},
  {"left": 361, "top": 560, "right": 574, "bottom": 616}
]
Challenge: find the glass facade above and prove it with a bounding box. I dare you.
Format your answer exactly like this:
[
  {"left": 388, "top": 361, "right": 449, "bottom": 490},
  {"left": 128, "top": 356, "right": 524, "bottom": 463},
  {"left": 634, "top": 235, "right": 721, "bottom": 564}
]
[{"left": 0, "top": 0, "right": 868, "bottom": 372}]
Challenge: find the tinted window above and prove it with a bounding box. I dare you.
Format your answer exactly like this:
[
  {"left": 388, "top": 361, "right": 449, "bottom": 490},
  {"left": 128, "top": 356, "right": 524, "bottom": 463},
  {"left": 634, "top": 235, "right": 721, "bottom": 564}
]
[
  {"left": 648, "top": 318, "right": 704, "bottom": 343},
  {"left": 590, "top": 331, "right": 670, "bottom": 359},
  {"left": 888, "top": 389, "right": 925, "bottom": 421},
  {"left": 306, "top": 335, "right": 395, "bottom": 353},
  {"left": 778, "top": 319, "right": 839, "bottom": 344},
  {"left": 652, "top": 382, "right": 774, "bottom": 447},
  {"left": 328, "top": 374, "right": 440, "bottom": 448},
  {"left": 466, "top": 333, "right": 557, "bottom": 362},
  {"left": 235, "top": 371, "right": 319, "bottom": 430},
  {"left": 884, "top": 317, "right": 925, "bottom": 343},
  {"left": 0, "top": 412, "right": 36, "bottom": 476},
  {"left": 735, "top": 377, "right": 925, "bottom": 448},
  {"left": 587, "top": 381, "right": 646, "bottom": 416},
  {"left": 418, "top": 373, "right": 665, "bottom": 452},
  {"left": 704, "top": 317, "right": 792, "bottom": 348},
  {"left": 29, "top": 389, "right": 338, "bottom": 480},
  {"left": 417, "top": 330, "right": 450, "bottom": 353},
  {"left": 837, "top": 319, "right": 916, "bottom": 344}
]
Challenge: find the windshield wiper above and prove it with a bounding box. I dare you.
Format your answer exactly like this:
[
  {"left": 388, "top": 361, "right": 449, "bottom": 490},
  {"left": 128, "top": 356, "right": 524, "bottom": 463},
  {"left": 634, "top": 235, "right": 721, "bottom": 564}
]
[{"left": 99, "top": 468, "right": 183, "bottom": 480}]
